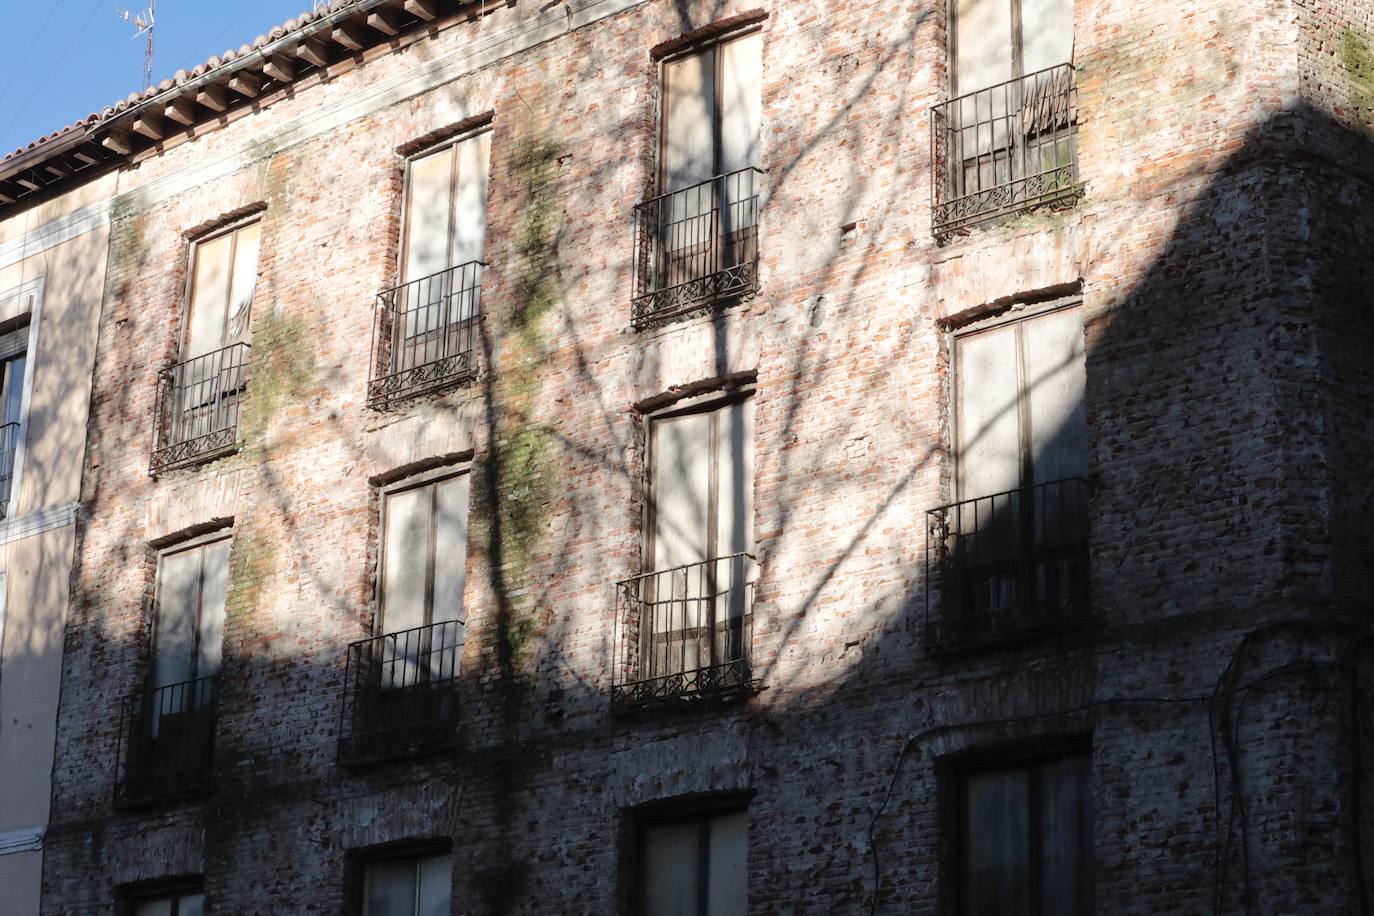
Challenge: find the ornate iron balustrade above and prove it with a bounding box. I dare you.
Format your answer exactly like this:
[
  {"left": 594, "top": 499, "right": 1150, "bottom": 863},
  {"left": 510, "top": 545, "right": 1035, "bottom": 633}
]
[
  {"left": 368, "top": 261, "right": 482, "bottom": 409},
  {"left": 337, "top": 618, "right": 463, "bottom": 762},
  {"left": 931, "top": 63, "right": 1082, "bottom": 238},
  {"left": 114, "top": 675, "right": 219, "bottom": 807},
  {"left": 0, "top": 421, "right": 18, "bottom": 517},
  {"left": 611, "top": 553, "right": 758, "bottom": 713},
  {"left": 149, "top": 342, "right": 250, "bottom": 474},
  {"left": 632, "top": 168, "right": 763, "bottom": 328},
  {"left": 925, "top": 477, "right": 1091, "bottom": 650}
]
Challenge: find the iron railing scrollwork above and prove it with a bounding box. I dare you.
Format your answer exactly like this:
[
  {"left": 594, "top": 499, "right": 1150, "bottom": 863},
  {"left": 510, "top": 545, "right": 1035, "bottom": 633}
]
[
  {"left": 368, "top": 261, "right": 483, "bottom": 409},
  {"left": 150, "top": 342, "right": 250, "bottom": 474},
  {"left": 0, "top": 421, "right": 19, "bottom": 517},
  {"left": 632, "top": 168, "right": 763, "bottom": 328},
  {"left": 925, "top": 477, "right": 1091, "bottom": 649},
  {"left": 931, "top": 63, "right": 1082, "bottom": 237},
  {"left": 611, "top": 553, "right": 758, "bottom": 712},
  {"left": 114, "top": 675, "right": 219, "bottom": 806},
  {"left": 337, "top": 618, "right": 464, "bottom": 762}
]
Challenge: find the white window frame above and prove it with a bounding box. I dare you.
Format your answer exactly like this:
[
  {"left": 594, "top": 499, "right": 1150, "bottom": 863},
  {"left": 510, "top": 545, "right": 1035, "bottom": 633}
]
[{"left": 0, "top": 277, "right": 45, "bottom": 520}]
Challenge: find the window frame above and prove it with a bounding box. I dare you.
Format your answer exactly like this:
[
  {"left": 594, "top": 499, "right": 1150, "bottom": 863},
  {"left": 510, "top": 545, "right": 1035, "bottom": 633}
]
[
  {"left": 633, "top": 797, "right": 750, "bottom": 916},
  {"left": 949, "top": 297, "right": 1084, "bottom": 502},
  {"left": 952, "top": 743, "right": 1093, "bottom": 916},
  {"left": 374, "top": 464, "right": 472, "bottom": 639},
  {"left": 147, "top": 528, "right": 233, "bottom": 692},
  {"left": 655, "top": 25, "right": 764, "bottom": 193},
  {"left": 0, "top": 276, "right": 43, "bottom": 520},
  {"left": 358, "top": 845, "right": 453, "bottom": 916},
  {"left": 179, "top": 214, "right": 262, "bottom": 361},
  {"left": 396, "top": 125, "right": 494, "bottom": 286},
  {"left": 947, "top": 0, "right": 1073, "bottom": 96},
  {"left": 641, "top": 384, "right": 756, "bottom": 577},
  {"left": 122, "top": 880, "right": 206, "bottom": 916}
]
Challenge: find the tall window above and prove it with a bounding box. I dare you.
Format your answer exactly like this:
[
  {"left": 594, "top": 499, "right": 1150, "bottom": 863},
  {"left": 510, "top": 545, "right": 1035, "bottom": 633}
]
[
  {"left": 133, "top": 889, "right": 205, "bottom": 916},
  {"left": 363, "top": 852, "right": 450, "bottom": 916},
  {"left": 937, "top": 304, "right": 1089, "bottom": 633},
  {"left": 638, "top": 807, "right": 748, "bottom": 916},
  {"left": 952, "top": 0, "right": 1074, "bottom": 96},
  {"left": 150, "top": 536, "right": 231, "bottom": 712},
  {"left": 160, "top": 218, "right": 259, "bottom": 461},
  {"left": 958, "top": 751, "right": 1092, "bottom": 916},
  {"left": 379, "top": 129, "right": 491, "bottom": 396},
  {"left": 0, "top": 322, "right": 29, "bottom": 516},
  {"left": 643, "top": 392, "right": 754, "bottom": 679},
  {"left": 635, "top": 30, "right": 763, "bottom": 323}
]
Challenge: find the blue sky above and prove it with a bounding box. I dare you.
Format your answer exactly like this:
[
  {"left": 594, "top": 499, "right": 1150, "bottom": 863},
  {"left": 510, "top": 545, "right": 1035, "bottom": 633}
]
[{"left": 0, "top": 0, "right": 319, "bottom": 156}]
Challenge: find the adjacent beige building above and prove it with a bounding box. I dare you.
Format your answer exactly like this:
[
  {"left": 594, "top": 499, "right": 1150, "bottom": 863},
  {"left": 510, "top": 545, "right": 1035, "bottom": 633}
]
[{"left": 0, "top": 168, "right": 113, "bottom": 911}]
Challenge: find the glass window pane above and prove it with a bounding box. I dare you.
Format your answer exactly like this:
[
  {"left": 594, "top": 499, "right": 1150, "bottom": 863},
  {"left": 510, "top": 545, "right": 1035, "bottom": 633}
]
[
  {"left": 432, "top": 474, "right": 470, "bottom": 625},
  {"left": 955, "top": 0, "right": 1014, "bottom": 93},
  {"left": 186, "top": 232, "right": 233, "bottom": 359},
  {"left": 1039, "top": 753, "right": 1091, "bottom": 916},
  {"left": 417, "top": 855, "right": 451, "bottom": 916},
  {"left": 1021, "top": 0, "right": 1074, "bottom": 74},
  {"left": 382, "top": 485, "right": 433, "bottom": 636},
  {"left": 664, "top": 48, "right": 717, "bottom": 191},
  {"left": 365, "top": 860, "right": 418, "bottom": 916},
  {"left": 2, "top": 353, "right": 26, "bottom": 425},
  {"left": 963, "top": 767, "right": 1031, "bottom": 916},
  {"left": 642, "top": 821, "right": 701, "bottom": 916},
  {"left": 177, "top": 892, "right": 206, "bottom": 916},
  {"left": 134, "top": 900, "right": 173, "bottom": 916},
  {"left": 715, "top": 398, "right": 754, "bottom": 557},
  {"left": 718, "top": 32, "right": 763, "bottom": 175},
  {"left": 196, "top": 539, "right": 232, "bottom": 682},
  {"left": 226, "top": 222, "right": 260, "bottom": 345},
  {"left": 652, "top": 410, "right": 713, "bottom": 572},
  {"left": 1022, "top": 308, "right": 1087, "bottom": 484},
  {"left": 405, "top": 148, "right": 456, "bottom": 282},
  {"left": 956, "top": 324, "right": 1021, "bottom": 500},
  {"left": 451, "top": 132, "right": 490, "bottom": 269},
  {"left": 707, "top": 811, "right": 748, "bottom": 916},
  {"left": 153, "top": 548, "right": 202, "bottom": 691}
]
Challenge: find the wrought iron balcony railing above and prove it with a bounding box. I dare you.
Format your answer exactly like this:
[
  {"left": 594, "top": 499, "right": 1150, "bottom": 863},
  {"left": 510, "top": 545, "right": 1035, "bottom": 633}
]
[
  {"left": 632, "top": 168, "right": 763, "bottom": 328},
  {"left": 0, "top": 421, "right": 18, "bottom": 518},
  {"left": 925, "top": 477, "right": 1091, "bottom": 650},
  {"left": 114, "top": 675, "right": 219, "bottom": 807},
  {"left": 931, "top": 63, "right": 1082, "bottom": 237},
  {"left": 368, "top": 261, "right": 482, "bottom": 409},
  {"left": 611, "top": 553, "right": 758, "bottom": 713},
  {"left": 150, "top": 342, "right": 250, "bottom": 474},
  {"left": 337, "top": 619, "right": 463, "bottom": 762}
]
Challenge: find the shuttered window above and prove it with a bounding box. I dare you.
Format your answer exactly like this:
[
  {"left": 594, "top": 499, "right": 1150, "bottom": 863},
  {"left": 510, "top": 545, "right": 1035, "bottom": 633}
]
[
  {"left": 364, "top": 854, "right": 451, "bottom": 916},
  {"left": 402, "top": 130, "right": 491, "bottom": 283},
  {"left": 952, "top": 0, "right": 1074, "bottom": 95},
  {"left": 134, "top": 890, "right": 205, "bottom": 916},
  {"left": 379, "top": 472, "right": 469, "bottom": 639},
  {"left": 640, "top": 809, "right": 748, "bottom": 916},
  {"left": 151, "top": 536, "right": 231, "bottom": 696},
  {"left": 954, "top": 305, "right": 1086, "bottom": 501},
  {"left": 960, "top": 752, "right": 1092, "bottom": 916},
  {"left": 661, "top": 30, "right": 763, "bottom": 193},
  {"left": 184, "top": 220, "right": 260, "bottom": 360}
]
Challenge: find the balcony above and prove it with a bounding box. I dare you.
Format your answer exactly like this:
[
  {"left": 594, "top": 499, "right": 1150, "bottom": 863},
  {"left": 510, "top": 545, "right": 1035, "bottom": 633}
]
[
  {"left": 368, "top": 261, "right": 482, "bottom": 409},
  {"left": 0, "top": 421, "right": 18, "bottom": 517},
  {"left": 337, "top": 619, "right": 463, "bottom": 763},
  {"left": 631, "top": 168, "right": 763, "bottom": 328},
  {"left": 149, "top": 342, "right": 250, "bottom": 474},
  {"left": 925, "top": 477, "right": 1091, "bottom": 650},
  {"left": 931, "top": 63, "right": 1082, "bottom": 238},
  {"left": 114, "top": 675, "right": 219, "bottom": 807},
  {"left": 611, "top": 553, "right": 758, "bottom": 713}
]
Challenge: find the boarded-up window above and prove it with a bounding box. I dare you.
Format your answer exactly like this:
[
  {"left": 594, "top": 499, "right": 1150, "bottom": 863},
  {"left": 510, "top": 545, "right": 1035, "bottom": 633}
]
[
  {"left": 953, "top": 0, "right": 1074, "bottom": 95},
  {"left": 955, "top": 305, "right": 1086, "bottom": 501},
  {"left": 184, "top": 220, "right": 260, "bottom": 360},
  {"left": 151, "top": 536, "right": 231, "bottom": 698},
  {"left": 402, "top": 130, "right": 491, "bottom": 283},
  {"left": 960, "top": 752, "right": 1092, "bottom": 916},
  {"left": 640, "top": 808, "right": 747, "bottom": 916},
  {"left": 661, "top": 31, "right": 763, "bottom": 193},
  {"left": 364, "top": 854, "right": 451, "bottom": 916},
  {"left": 134, "top": 890, "right": 205, "bottom": 916}
]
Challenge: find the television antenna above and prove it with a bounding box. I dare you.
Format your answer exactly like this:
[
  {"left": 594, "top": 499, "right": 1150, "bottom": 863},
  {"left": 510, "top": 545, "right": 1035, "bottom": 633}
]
[{"left": 115, "top": 0, "right": 156, "bottom": 92}]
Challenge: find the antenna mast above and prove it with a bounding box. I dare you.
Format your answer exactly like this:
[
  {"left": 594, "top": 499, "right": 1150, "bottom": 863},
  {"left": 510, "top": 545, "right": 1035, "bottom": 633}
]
[{"left": 116, "top": 0, "right": 156, "bottom": 92}]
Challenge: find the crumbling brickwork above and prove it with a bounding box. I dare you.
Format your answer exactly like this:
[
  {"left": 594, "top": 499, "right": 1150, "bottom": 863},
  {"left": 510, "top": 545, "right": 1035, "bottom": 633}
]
[{"left": 35, "top": 0, "right": 1374, "bottom": 913}]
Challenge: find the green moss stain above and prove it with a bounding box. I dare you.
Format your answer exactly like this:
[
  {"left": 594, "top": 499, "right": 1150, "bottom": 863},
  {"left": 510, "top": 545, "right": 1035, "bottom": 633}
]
[
  {"left": 226, "top": 529, "right": 275, "bottom": 620},
  {"left": 1341, "top": 27, "right": 1374, "bottom": 114},
  {"left": 239, "top": 313, "right": 316, "bottom": 455}
]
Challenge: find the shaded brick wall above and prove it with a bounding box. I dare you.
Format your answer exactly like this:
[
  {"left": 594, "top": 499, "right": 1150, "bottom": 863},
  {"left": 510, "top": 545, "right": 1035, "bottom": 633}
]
[{"left": 40, "top": 0, "right": 1374, "bottom": 913}]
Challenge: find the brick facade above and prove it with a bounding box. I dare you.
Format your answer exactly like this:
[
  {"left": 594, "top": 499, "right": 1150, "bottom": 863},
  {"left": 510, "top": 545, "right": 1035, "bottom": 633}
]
[{"left": 33, "top": 0, "right": 1374, "bottom": 913}]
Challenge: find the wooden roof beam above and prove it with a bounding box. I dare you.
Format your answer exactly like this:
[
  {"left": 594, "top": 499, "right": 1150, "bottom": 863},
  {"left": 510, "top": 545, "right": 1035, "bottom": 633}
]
[
  {"left": 404, "top": 0, "right": 439, "bottom": 20},
  {"left": 296, "top": 36, "right": 330, "bottom": 67},
  {"left": 332, "top": 21, "right": 368, "bottom": 50},
  {"left": 262, "top": 55, "right": 295, "bottom": 82},
  {"left": 197, "top": 83, "right": 230, "bottom": 112},
  {"left": 73, "top": 149, "right": 101, "bottom": 166},
  {"left": 101, "top": 129, "right": 133, "bottom": 155},
  {"left": 367, "top": 7, "right": 405, "bottom": 35},
  {"left": 132, "top": 110, "right": 164, "bottom": 141},
  {"left": 228, "top": 71, "right": 262, "bottom": 98},
  {"left": 16, "top": 176, "right": 42, "bottom": 192},
  {"left": 165, "top": 96, "right": 198, "bottom": 127}
]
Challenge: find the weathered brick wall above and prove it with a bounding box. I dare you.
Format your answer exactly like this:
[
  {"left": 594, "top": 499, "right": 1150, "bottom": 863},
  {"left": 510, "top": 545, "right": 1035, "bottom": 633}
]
[{"left": 40, "top": 0, "right": 1374, "bottom": 913}]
